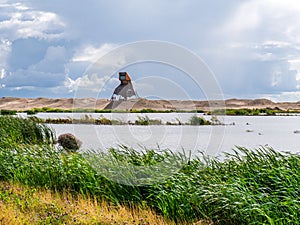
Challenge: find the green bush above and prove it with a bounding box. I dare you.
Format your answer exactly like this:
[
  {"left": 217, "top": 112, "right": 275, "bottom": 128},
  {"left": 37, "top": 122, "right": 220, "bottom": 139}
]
[
  {"left": 135, "top": 115, "right": 150, "bottom": 125},
  {"left": 188, "top": 115, "right": 210, "bottom": 125}
]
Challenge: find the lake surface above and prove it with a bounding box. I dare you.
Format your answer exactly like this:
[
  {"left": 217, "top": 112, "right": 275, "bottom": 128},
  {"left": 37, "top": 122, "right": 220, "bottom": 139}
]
[{"left": 19, "top": 113, "right": 300, "bottom": 157}]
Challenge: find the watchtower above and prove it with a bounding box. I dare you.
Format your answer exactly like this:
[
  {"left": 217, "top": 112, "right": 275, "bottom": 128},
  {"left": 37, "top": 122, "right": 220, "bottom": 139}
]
[{"left": 111, "top": 72, "right": 137, "bottom": 100}]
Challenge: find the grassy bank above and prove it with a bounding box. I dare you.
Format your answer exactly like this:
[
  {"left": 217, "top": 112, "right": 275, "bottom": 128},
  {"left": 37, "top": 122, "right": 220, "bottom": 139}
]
[
  {"left": 0, "top": 181, "right": 180, "bottom": 225},
  {"left": 0, "top": 116, "right": 299, "bottom": 224}
]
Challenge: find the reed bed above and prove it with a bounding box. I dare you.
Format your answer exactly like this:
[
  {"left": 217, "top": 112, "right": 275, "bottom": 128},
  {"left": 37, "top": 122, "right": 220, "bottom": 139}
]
[
  {"left": 40, "top": 114, "right": 213, "bottom": 126},
  {"left": 0, "top": 116, "right": 299, "bottom": 224},
  {"left": 0, "top": 116, "right": 55, "bottom": 147}
]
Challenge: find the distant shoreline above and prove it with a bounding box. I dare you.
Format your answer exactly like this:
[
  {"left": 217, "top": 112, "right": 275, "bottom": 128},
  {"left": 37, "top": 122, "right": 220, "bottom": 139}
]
[{"left": 0, "top": 97, "right": 299, "bottom": 111}]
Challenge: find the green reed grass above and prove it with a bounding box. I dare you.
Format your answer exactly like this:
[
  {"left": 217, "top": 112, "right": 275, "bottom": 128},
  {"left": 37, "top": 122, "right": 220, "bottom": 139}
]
[
  {"left": 151, "top": 147, "right": 300, "bottom": 224},
  {"left": 0, "top": 116, "right": 55, "bottom": 147},
  {"left": 1, "top": 116, "right": 300, "bottom": 224},
  {"left": 1, "top": 144, "right": 299, "bottom": 224}
]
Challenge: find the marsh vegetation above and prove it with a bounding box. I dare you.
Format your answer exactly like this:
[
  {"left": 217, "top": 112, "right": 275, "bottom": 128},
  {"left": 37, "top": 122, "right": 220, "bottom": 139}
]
[
  {"left": 30, "top": 114, "right": 217, "bottom": 126},
  {"left": 0, "top": 116, "right": 299, "bottom": 224}
]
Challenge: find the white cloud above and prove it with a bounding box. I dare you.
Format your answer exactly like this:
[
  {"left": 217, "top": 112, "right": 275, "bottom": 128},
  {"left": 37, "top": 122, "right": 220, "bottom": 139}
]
[
  {"left": 0, "top": 68, "right": 6, "bottom": 79},
  {"left": 72, "top": 43, "right": 119, "bottom": 63},
  {"left": 288, "top": 59, "right": 300, "bottom": 84},
  {"left": 0, "top": 2, "right": 66, "bottom": 40},
  {"left": 0, "top": 2, "right": 29, "bottom": 11},
  {"left": 264, "top": 91, "right": 300, "bottom": 102},
  {"left": 261, "top": 41, "right": 292, "bottom": 49},
  {"left": 271, "top": 70, "right": 282, "bottom": 87},
  {"left": 0, "top": 38, "right": 11, "bottom": 89},
  {"left": 222, "top": 0, "right": 300, "bottom": 43},
  {"left": 64, "top": 73, "right": 117, "bottom": 93},
  {"left": 0, "top": 38, "right": 11, "bottom": 68}
]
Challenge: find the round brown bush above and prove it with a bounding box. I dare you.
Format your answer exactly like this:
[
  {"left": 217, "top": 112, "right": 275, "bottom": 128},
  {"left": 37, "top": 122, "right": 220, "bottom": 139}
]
[{"left": 57, "top": 133, "right": 82, "bottom": 152}]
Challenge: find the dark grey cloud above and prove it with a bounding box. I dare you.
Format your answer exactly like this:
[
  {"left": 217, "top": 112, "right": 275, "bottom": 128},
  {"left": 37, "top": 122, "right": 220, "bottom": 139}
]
[
  {"left": 8, "top": 38, "right": 49, "bottom": 70},
  {"left": 5, "top": 43, "right": 69, "bottom": 88}
]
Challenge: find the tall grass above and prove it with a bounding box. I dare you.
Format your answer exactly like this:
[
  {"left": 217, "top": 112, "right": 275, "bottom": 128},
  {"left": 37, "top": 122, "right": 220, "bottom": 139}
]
[
  {"left": 84, "top": 146, "right": 189, "bottom": 186},
  {"left": 0, "top": 116, "right": 55, "bottom": 147},
  {"left": 1, "top": 116, "right": 300, "bottom": 224},
  {"left": 151, "top": 147, "right": 300, "bottom": 224},
  {"left": 1, "top": 144, "right": 299, "bottom": 224}
]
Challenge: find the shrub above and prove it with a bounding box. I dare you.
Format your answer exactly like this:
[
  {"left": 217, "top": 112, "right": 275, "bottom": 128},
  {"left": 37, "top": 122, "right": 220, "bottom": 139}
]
[
  {"left": 57, "top": 133, "right": 82, "bottom": 152},
  {"left": 135, "top": 115, "right": 150, "bottom": 125},
  {"left": 95, "top": 115, "right": 112, "bottom": 125},
  {"left": 188, "top": 115, "right": 210, "bottom": 125}
]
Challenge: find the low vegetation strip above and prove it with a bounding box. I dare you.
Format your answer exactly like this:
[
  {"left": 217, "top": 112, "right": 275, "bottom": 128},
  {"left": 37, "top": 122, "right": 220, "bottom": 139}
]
[
  {"left": 30, "top": 114, "right": 217, "bottom": 126},
  {"left": 0, "top": 116, "right": 299, "bottom": 224},
  {"left": 1, "top": 106, "right": 300, "bottom": 116}
]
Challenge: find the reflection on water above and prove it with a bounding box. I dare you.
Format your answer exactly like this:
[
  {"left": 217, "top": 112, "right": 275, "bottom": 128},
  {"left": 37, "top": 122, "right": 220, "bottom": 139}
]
[{"left": 41, "top": 113, "right": 300, "bottom": 156}]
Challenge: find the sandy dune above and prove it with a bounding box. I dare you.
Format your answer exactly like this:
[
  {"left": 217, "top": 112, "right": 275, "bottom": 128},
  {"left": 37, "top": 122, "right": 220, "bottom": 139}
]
[{"left": 0, "top": 97, "right": 299, "bottom": 111}]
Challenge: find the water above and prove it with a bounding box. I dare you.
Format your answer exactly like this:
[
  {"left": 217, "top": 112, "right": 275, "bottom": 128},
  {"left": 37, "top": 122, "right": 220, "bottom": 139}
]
[
  {"left": 20, "top": 113, "right": 300, "bottom": 156},
  {"left": 18, "top": 112, "right": 205, "bottom": 123}
]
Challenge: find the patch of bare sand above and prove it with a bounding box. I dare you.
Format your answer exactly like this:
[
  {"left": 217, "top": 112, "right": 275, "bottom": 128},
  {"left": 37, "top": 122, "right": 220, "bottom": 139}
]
[
  {"left": 0, "top": 97, "right": 299, "bottom": 111},
  {"left": 0, "top": 97, "right": 110, "bottom": 111}
]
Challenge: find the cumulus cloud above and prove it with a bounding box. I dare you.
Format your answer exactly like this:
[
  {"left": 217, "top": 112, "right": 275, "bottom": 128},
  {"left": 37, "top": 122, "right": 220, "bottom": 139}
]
[
  {"left": 0, "top": 1, "right": 71, "bottom": 94},
  {"left": 0, "top": 69, "right": 5, "bottom": 79},
  {"left": 64, "top": 73, "right": 118, "bottom": 95},
  {"left": 72, "top": 43, "right": 119, "bottom": 63},
  {"left": 0, "top": 38, "right": 11, "bottom": 88},
  {"left": 0, "top": 1, "right": 66, "bottom": 40},
  {"left": 289, "top": 59, "right": 300, "bottom": 83},
  {"left": 0, "top": 38, "right": 11, "bottom": 64}
]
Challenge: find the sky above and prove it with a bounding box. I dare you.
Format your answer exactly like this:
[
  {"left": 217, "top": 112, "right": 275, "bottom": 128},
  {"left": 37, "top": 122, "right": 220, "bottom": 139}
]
[{"left": 0, "top": 0, "right": 300, "bottom": 101}]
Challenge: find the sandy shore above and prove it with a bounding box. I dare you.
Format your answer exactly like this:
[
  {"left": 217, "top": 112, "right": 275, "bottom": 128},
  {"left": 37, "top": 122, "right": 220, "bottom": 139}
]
[{"left": 0, "top": 97, "right": 299, "bottom": 111}]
